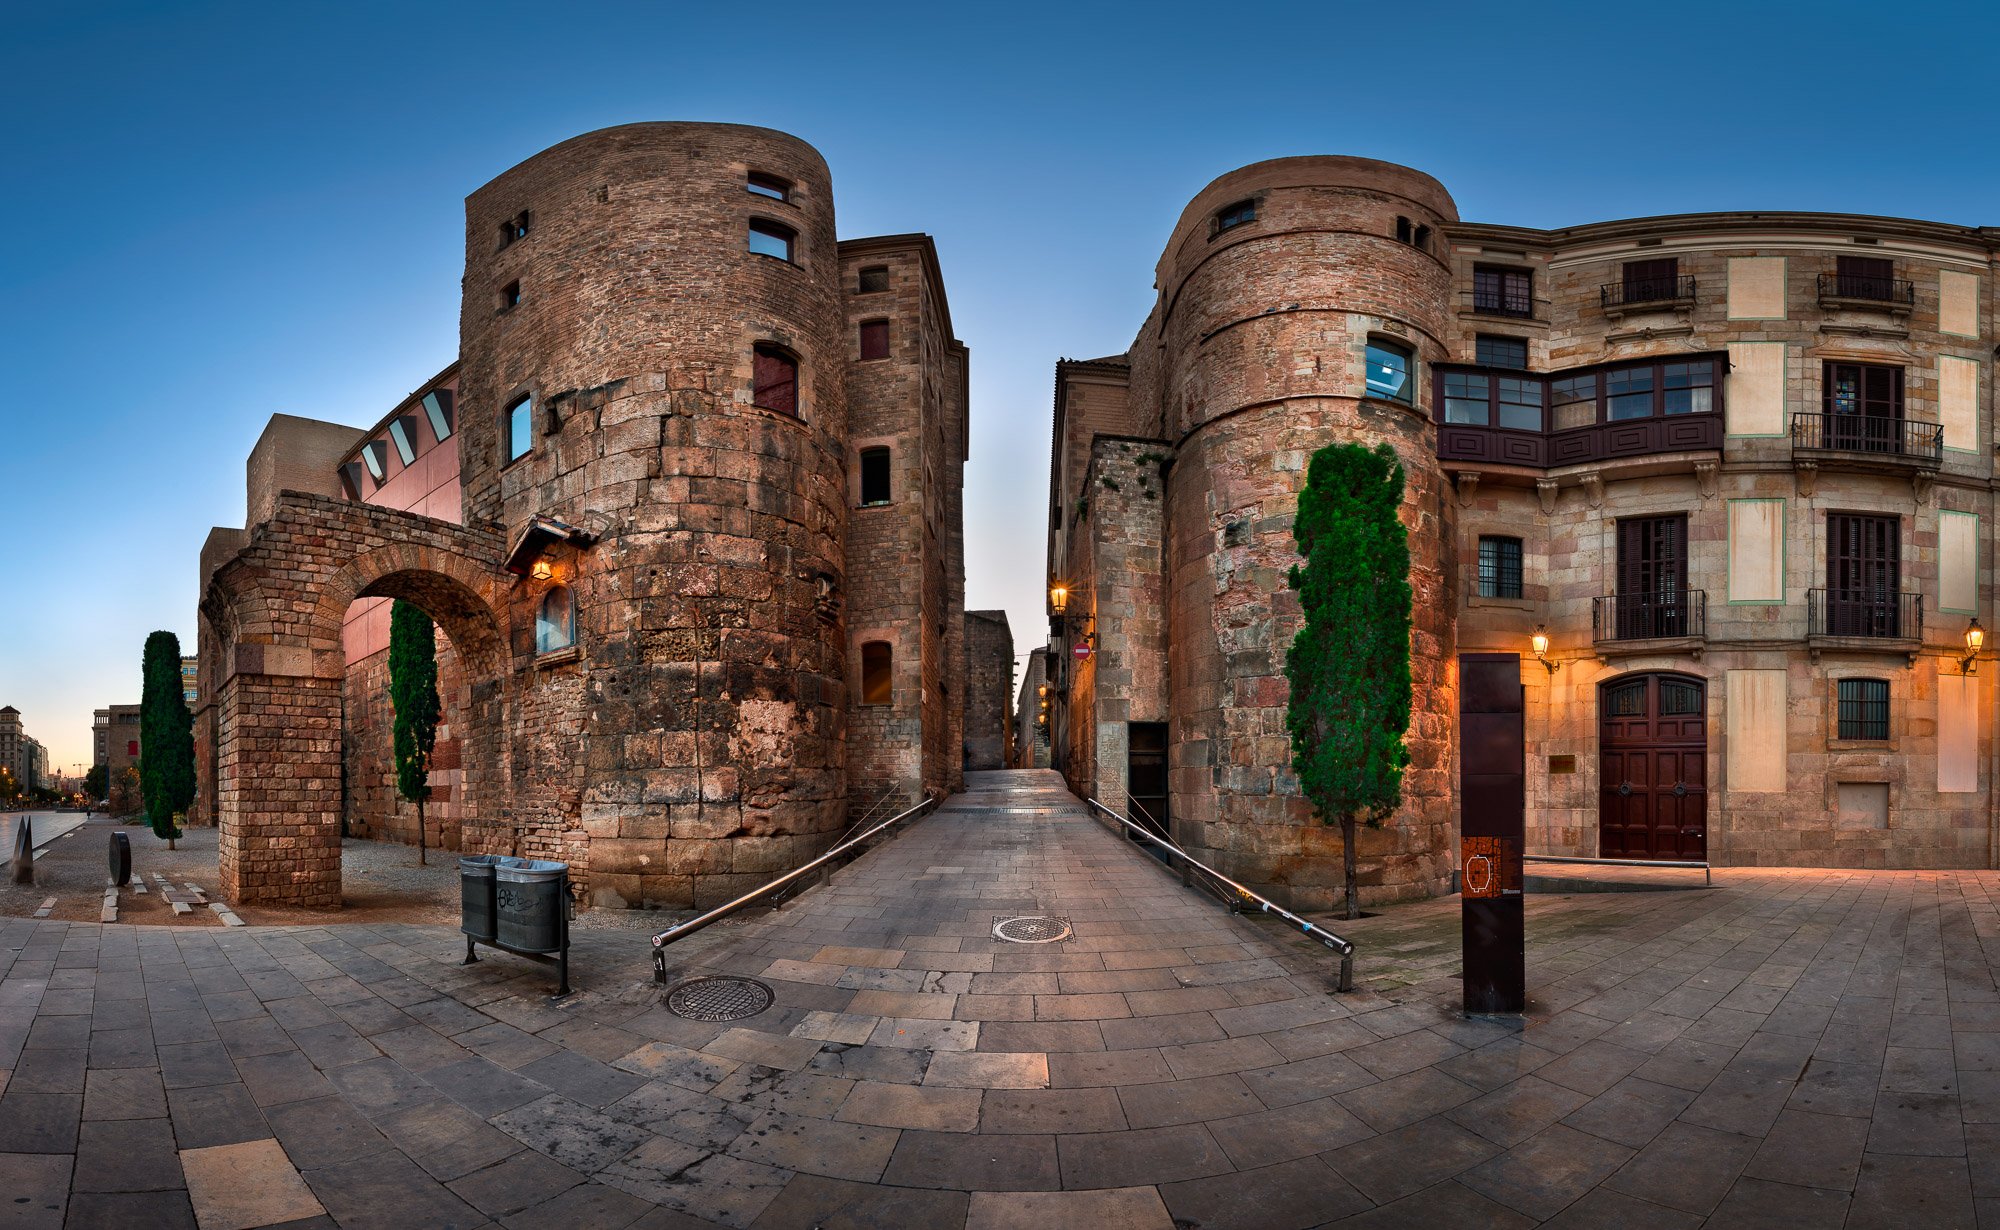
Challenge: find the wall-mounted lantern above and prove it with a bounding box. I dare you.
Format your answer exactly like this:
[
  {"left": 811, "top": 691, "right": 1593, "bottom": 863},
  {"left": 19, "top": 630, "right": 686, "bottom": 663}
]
[
  {"left": 1961, "top": 617, "right": 1985, "bottom": 675},
  {"left": 530, "top": 559, "right": 556, "bottom": 582},
  {"left": 1049, "top": 582, "right": 1070, "bottom": 616},
  {"left": 1531, "top": 625, "right": 1561, "bottom": 675}
]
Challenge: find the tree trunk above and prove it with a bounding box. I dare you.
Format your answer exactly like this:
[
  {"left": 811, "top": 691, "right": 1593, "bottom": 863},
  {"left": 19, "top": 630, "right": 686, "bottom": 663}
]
[
  {"left": 1342, "top": 813, "right": 1359, "bottom": 921},
  {"left": 417, "top": 798, "right": 427, "bottom": 866}
]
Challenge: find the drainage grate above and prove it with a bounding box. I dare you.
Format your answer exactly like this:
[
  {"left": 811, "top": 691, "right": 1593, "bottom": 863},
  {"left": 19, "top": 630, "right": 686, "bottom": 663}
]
[
  {"left": 663, "top": 976, "right": 775, "bottom": 1022},
  {"left": 992, "top": 915, "right": 1073, "bottom": 944}
]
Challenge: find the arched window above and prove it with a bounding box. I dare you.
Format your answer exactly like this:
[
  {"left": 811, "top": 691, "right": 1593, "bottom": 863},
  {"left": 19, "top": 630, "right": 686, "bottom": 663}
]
[
  {"left": 536, "top": 586, "right": 575, "bottom": 654},
  {"left": 860, "top": 447, "right": 891, "bottom": 506},
  {"left": 753, "top": 345, "right": 798, "bottom": 416},
  {"left": 861, "top": 641, "right": 892, "bottom": 705},
  {"left": 747, "top": 173, "right": 790, "bottom": 202}
]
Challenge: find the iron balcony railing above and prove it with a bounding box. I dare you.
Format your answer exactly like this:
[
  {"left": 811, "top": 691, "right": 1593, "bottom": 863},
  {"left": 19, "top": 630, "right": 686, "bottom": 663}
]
[
  {"left": 1791, "top": 412, "right": 1943, "bottom": 465},
  {"left": 1807, "top": 588, "right": 1923, "bottom": 640},
  {"left": 1592, "top": 589, "right": 1706, "bottom": 643},
  {"left": 1817, "top": 271, "right": 1916, "bottom": 306},
  {"left": 1601, "top": 274, "right": 1697, "bottom": 310},
  {"left": 651, "top": 793, "right": 938, "bottom": 980},
  {"left": 1084, "top": 796, "right": 1357, "bottom": 992}
]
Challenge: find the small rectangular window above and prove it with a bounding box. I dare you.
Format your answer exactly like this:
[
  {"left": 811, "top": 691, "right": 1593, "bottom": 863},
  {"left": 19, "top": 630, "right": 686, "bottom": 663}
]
[
  {"left": 861, "top": 641, "right": 893, "bottom": 705},
  {"left": 498, "top": 280, "right": 521, "bottom": 311},
  {"left": 1478, "top": 536, "right": 1523, "bottom": 599},
  {"left": 858, "top": 265, "right": 890, "bottom": 293},
  {"left": 753, "top": 345, "right": 798, "bottom": 416},
  {"left": 421, "top": 389, "right": 455, "bottom": 442},
  {"left": 360, "top": 440, "right": 388, "bottom": 483},
  {"left": 747, "top": 173, "right": 790, "bottom": 201},
  {"left": 388, "top": 415, "right": 420, "bottom": 466},
  {"left": 1475, "top": 335, "right": 1528, "bottom": 369},
  {"left": 1837, "top": 678, "right": 1890, "bottom": 740},
  {"left": 497, "top": 211, "right": 530, "bottom": 249},
  {"left": 1606, "top": 365, "right": 1655, "bottom": 421},
  {"left": 506, "top": 396, "right": 533, "bottom": 463},
  {"left": 860, "top": 320, "right": 890, "bottom": 361},
  {"left": 1443, "top": 371, "right": 1490, "bottom": 425},
  {"left": 1365, "top": 339, "right": 1413, "bottom": 403},
  {"left": 749, "top": 220, "right": 795, "bottom": 262},
  {"left": 1473, "top": 265, "right": 1533, "bottom": 317},
  {"left": 1662, "top": 361, "right": 1715, "bottom": 415},
  {"left": 860, "top": 447, "right": 891, "bottom": 506},
  {"left": 1215, "top": 199, "right": 1256, "bottom": 233},
  {"left": 1496, "top": 376, "right": 1543, "bottom": 431}
]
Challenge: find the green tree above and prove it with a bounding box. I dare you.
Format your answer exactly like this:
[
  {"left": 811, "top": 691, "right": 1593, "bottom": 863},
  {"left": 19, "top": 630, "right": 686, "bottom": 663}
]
[
  {"left": 1284, "top": 442, "right": 1413, "bottom": 920},
  {"left": 83, "top": 764, "right": 109, "bottom": 801},
  {"left": 389, "top": 600, "right": 442, "bottom": 865},
  {"left": 139, "top": 631, "right": 195, "bottom": 848}
]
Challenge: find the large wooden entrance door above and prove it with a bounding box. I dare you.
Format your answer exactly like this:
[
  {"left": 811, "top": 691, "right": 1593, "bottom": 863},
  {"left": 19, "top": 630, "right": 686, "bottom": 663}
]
[{"left": 1598, "top": 673, "right": 1707, "bottom": 860}]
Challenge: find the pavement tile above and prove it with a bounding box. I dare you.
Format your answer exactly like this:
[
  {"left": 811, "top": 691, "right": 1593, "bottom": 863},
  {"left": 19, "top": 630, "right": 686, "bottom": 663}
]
[
  {"left": 1321, "top": 1177, "right": 1536, "bottom": 1229},
  {"left": 750, "top": 1173, "right": 970, "bottom": 1227},
  {"left": 495, "top": 1178, "right": 654, "bottom": 1230},
  {"left": 1323, "top": 1115, "right": 1502, "bottom": 1204},
  {"left": 727, "top": 1107, "right": 901, "bottom": 1182},
  {"left": 600, "top": 1139, "right": 791, "bottom": 1227},
  {"left": 81, "top": 1067, "right": 166, "bottom": 1121},
  {"left": 838, "top": 1080, "right": 981, "bottom": 1132},
  {"left": 1446, "top": 1074, "right": 1593, "bottom": 1148},
  {"left": 707, "top": 1028, "right": 827, "bottom": 1070},
  {"left": 299, "top": 1150, "right": 482, "bottom": 1230},
  {"left": 1209, "top": 1096, "right": 1374, "bottom": 1168},
  {"left": 1117, "top": 1073, "right": 1261, "bottom": 1129},
  {"left": 57, "top": 1191, "right": 197, "bottom": 1230},
  {"left": 1602, "top": 1119, "right": 1758, "bottom": 1215},
  {"left": 881, "top": 1129, "right": 1058, "bottom": 1191},
  {"left": 233, "top": 1050, "right": 336, "bottom": 1107},
  {"left": 1744, "top": 1107, "right": 1870, "bottom": 1190},
  {"left": 72, "top": 1117, "right": 183, "bottom": 1192},
  {"left": 0, "top": 1092, "right": 81, "bottom": 1154},
  {"left": 0, "top": 1152, "right": 70, "bottom": 1228},
  {"left": 607, "top": 1079, "right": 755, "bottom": 1150},
  {"left": 965, "top": 1185, "right": 1173, "bottom": 1230},
  {"left": 1849, "top": 1154, "right": 1977, "bottom": 1229},
  {"left": 1560, "top": 1075, "right": 1697, "bottom": 1149},
  {"left": 491, "top": 1092, "right": 650, "bottom": 1173},
  {"left": 1158, "top": 1034, "right": 1284, "bottom": 1080},
  {"left": 1057, "top": 1122, "right": 1232, "bottom": 1188},
  {"left": 1456, "top": 1122, "right": 1635, "bottom": 1221},
  {"left": 446, "top": 1148, "right": 583, "bottom": 1218},
  {"left": 1868, "top": 1090, "right": 1966, "bottom": 1156},
  {"left": 980, "top": 1086, "right": 1127, "bottom": 1134},
  {"left": 516, "top": 1048, "right": 646, "bottom": 1109},
  {"left": 1337, "top": 1067, "right": 1479, "bottom": 1133},
  {"left": 1540, "top": 1188, "right": 1702, "bottom": 1229},
  {"left": 180, "top": 1137, "right": 326, "bottom": 1230},
  {"left": 1161, "top": 1155, "right": 1370, "bottom": 1230},
  {"left": 263, "top": 1095, "right": 395, "bottom": 1168},
  {"left": 422, "top": 1055, "right": 551, "bottom": 1117}
]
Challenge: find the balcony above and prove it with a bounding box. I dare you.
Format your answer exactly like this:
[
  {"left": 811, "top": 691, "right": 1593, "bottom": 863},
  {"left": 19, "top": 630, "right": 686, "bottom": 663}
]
[
  {"left": 1592, "top": 590, "right": 1706, "bottom": 656},
  {"left": 1600, "top": 275, "right": 1698, "bottom": 319},
  {"left": 1817, "top": 271, "right": 1915, "bottom": 316},
  {"left": 1791, "top": 412, "right": 1942, "bottom": 470},
  {"left": 1807, "top": 588, "right": 1923, "bottom": 659}
]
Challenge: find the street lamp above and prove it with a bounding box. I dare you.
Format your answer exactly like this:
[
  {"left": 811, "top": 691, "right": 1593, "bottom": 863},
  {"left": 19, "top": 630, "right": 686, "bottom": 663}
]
[
  {"left": 1961, "top": 617, "right": 1985, "bottom": 675},
  {"left": 1530, "top": 625, "right": 1561, "bottom": 675},
  {"left": 1049, "top": 582, "right": 1070, "bottom": 616}
]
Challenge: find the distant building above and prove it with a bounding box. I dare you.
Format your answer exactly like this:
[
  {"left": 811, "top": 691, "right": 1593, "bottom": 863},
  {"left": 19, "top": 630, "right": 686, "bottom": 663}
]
[
  {"left": 179, "top": 656, "right": 199, "bottom": 706},
  {"left": 93, "top": 705, "right": 141, "bottom": 781},
  {"left": 964, "top": 611, "right": 1014, "bottom": 770},
  {"left": 1014, "top": 648, "right": 1050, "bottom": 768},
  {"left": 0, "top": 706, "right": 49, "bottom": 791}
]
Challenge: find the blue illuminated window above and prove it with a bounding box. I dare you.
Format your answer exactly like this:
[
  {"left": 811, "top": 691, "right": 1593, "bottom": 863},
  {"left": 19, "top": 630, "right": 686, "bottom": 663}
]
[
  {"left": 506, "top": 396, "right": 533, "bottom": 463},
  {"left": 1366, "top": 339, "right": 1413, "bottom": 403}
]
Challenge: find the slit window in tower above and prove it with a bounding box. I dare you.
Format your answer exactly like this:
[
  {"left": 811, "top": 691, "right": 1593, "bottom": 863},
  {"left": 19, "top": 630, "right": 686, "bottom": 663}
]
[
  {"left": 506, "top": 395, "right": 534, "bottom": 463},
  {"left": 498, "top": 280, "right": 521, "bottom": 311},
  {"left": 1396, "top": 215, "right": 1413, "bottom": 244},
  {"left": 747, "top": 172, "right": 790, "bottom": 202},
  {"left": 497, "top": 211, "right": 530, "bottom": 249},
  {"left": 858, "top": 265, "right": 890, "bottom": 293},
  {"left": 1215, "top": 199, "right": 1256, "bottom": 234},
  {"left": 860, "top": 447, "right": 891, "bottom": 506},
  {"left": 861, "top": 641, "right": 893, "bottom": 705},
  {"left": 421, "top": 389, "right": 455, "bottom": 442},
  {"left": 753, "top": 345, "right": 799, "bottom": 416},
  {"left": 860, "top": 319, "right": 890, "bottom": 361},
  {"left": 1365, "top": 339, "right": 1413, "bottom": 403},
  {"left": 749, "top": 220, "right": 795, "bottom": 262},
  {"left": 536, "top": 585, "right": 575, "bottom": 655}
]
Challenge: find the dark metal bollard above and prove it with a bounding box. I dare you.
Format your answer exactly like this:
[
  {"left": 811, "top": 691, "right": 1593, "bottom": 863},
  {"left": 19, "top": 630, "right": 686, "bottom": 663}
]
[{"left": 109, "top": 831, "right": 131, "bottom": 886}]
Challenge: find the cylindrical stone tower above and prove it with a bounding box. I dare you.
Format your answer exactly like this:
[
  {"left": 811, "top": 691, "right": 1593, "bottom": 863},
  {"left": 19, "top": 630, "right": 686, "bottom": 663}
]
[
  {"left": 457, "top": 123, "right": 850, "bottom": 909},
  {"left": 1150, "top": 156, "right": 1459, "bottom": 909}
]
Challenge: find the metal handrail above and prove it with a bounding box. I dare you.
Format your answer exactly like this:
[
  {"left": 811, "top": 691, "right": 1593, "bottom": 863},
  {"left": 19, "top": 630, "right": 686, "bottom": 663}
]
[
  {"left": 1524, "top": 854, "right": 1710, "bottom": 886},
  {"left": 1085, "top": 797, "right": 1355, "bottom": 992},
  {"left": 652, "top": 793, "right": 939, "bottom": 976}
]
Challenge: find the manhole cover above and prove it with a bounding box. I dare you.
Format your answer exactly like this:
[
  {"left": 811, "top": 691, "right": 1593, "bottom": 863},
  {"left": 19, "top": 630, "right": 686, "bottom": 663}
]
[
  {"left": 993, "top": 915, "right": 1073, "bottom": 944},
  {"left": 664, "top": 976, "right": 774, "bottom": 1022}
]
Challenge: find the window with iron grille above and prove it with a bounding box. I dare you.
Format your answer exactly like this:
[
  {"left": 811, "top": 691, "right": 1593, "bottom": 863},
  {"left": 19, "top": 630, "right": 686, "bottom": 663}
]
[
  {"left": 1473, "top": 265, "right": 1533, "bottom": 317},
  {"left": 1475, "top": 335, "right": 1528, "bottom": 369},
  {"left": 858, "top": 265, "right": 890, "bottom": 293},
  {"left": 1837, "top": 678, "right": 1890, "bottom": 740},
  {"left": 1478, "top": 536, "right": 1522, "bottom": 599}
]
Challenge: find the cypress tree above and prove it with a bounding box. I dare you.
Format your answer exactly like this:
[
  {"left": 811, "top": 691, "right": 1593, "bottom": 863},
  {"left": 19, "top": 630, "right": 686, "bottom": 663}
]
[
  {"left": 138, "top": 631, "right": 195, "bottom": 848},
  {"left": 1284, "top": 442, "right": 1413, "bottom": 920},
  {"left": 389, "top": 600, "right": 441, "bottom": 865}
]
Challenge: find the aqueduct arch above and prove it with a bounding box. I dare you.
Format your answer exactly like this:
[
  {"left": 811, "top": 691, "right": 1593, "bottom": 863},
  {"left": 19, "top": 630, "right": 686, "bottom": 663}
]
[{"left": 199, "top": 491, "right": 513, "bottom": 908}]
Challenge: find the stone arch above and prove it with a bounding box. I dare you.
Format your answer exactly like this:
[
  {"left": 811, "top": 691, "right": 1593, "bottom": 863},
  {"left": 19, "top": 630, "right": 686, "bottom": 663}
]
[{"left": 202, "top": 491, "right": 513, "bottom": 908}]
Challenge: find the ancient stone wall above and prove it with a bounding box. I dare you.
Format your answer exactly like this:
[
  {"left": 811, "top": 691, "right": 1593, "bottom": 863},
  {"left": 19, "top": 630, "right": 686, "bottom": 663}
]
[{"left": 964, "top": 611, "right": 1013, "bottom": 770}]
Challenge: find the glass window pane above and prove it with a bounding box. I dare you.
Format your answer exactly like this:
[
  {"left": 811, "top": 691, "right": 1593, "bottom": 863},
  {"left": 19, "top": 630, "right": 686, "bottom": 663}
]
[
  {"left": 1365, "top": 341, "right": 1412, "bottom": 403},
  {"left": 536, "top": 586, "right": 574, "bottom": 654},
  {"left": 749, "top": 222, "right": 793, "bottom": 261},
  {"left": 1606, "top": 366, "right": 1653, "bottom": 420},
  {"left": 747, "top": 173, "right": 788, "bottom": 201},
  {"left": 508, "top": 398, "right": 533, "bottom": 462},
  {"left": 1475, "top": 335, "right": 1528, "bottom": 368},
  {"left": 422, "top": 390, "right": 454, "bottom": 441},
  {"left": 387, "top": 417, "right": 417, "bottom": 466},
  {"left": 1498, "top": 377, "right": 1542, "bottom": 431},
  {"left": 1478, "top": 536, "right": 1522, "bottom": 599}
]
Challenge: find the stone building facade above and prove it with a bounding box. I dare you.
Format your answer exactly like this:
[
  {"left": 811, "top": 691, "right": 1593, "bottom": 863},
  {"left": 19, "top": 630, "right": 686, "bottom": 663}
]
[
  {"left": 193, "top": 123, "right": 968, "bottom": 910},
  {"left": 0, "top": 707, "right": 49, "bottom": 792},
  {"left": 963, "top": 610, "right": 1014, "bottom": 770},
  {"left": 1048, "top": 156, "right": 2000, "bottom": 908}
]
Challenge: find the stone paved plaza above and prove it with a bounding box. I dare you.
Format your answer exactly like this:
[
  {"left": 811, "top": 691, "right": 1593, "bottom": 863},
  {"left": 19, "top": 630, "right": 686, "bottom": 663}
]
[{"left": 1, "top": 770, "right": 1997, "bottom": 1228}]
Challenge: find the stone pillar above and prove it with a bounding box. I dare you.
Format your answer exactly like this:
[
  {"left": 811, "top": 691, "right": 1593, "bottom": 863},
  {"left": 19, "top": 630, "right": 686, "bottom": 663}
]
[{"left": 216, "top": 644, "right": 343, "bottom": 909}]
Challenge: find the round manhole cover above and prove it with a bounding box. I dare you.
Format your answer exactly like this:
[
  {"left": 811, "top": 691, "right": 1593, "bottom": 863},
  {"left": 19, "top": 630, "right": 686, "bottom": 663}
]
[
  {"left": 993, "top": 915, "right": 1073, "bottom": 944},
  {"left": 664, "top": 976, "right": 774, "bottom": 1022}
]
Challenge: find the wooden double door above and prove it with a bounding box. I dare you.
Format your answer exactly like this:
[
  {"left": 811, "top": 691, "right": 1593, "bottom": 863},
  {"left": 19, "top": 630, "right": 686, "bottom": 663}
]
[{"left": 1599, "top": 673, "right": 1707, "bottom": 860}]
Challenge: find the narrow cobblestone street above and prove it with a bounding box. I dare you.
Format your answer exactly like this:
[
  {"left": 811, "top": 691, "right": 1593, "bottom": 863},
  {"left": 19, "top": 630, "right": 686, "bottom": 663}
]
[{"left": 1, "top": 770, "right": 1997, "bottom": 1227}]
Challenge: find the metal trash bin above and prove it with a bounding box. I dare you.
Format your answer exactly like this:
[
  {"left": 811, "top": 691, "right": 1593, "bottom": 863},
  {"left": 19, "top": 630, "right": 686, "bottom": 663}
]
[
  {"left": 494, "top": 858, "right": 569, "bottom": 953},
  {"left": 459, "top": 855, "right": 505, "bottom": 942}
]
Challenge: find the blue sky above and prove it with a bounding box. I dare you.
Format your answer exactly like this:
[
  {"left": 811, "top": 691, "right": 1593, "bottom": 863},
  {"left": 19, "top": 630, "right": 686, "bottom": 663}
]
[{"left": 3, "top": 0, "right": 1987, "bottom": 769}]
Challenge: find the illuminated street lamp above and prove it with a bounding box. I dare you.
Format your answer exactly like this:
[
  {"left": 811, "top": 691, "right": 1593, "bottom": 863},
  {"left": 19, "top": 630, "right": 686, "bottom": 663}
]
[
  {"left": 1049, "top": 582, "right": 1070, "bottom": 616},
  {"left": 1961, "top": 617, "right": 1985, "bottom": 674},
  {"left": 1530, "top": 625, "right": 1560, "bottom": 675}
]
